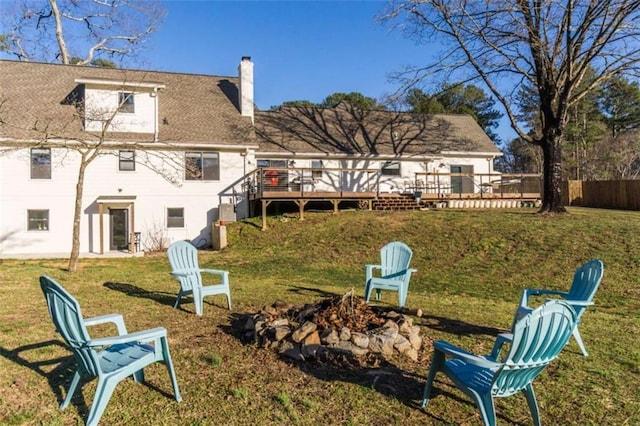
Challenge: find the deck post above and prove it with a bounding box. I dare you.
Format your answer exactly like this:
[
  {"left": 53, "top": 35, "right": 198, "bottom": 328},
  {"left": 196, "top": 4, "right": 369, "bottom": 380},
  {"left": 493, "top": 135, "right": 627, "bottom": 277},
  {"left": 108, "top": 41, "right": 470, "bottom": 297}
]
[
  {"left": 294, "top": 200, "right": 309, "bottom": 221},
  {"left": 261, "top": 200, "right": 272, "bottom": 231},
  {"left": 332, "top": 200, "right": 339, "bottom": 214}
]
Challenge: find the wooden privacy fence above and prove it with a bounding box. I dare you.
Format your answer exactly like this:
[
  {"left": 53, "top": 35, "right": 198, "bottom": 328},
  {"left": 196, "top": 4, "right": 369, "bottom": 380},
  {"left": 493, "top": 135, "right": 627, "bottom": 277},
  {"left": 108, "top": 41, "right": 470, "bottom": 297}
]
[{"left": 564, "top": 180, "right": 640, "bottom": 211}]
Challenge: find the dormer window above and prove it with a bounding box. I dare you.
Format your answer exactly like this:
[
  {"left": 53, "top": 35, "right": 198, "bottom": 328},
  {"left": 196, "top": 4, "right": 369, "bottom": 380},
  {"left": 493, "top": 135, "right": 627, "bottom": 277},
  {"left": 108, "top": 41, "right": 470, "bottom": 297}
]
[{"left": 118, "top": 92, "right": 135, "bottom": 113}]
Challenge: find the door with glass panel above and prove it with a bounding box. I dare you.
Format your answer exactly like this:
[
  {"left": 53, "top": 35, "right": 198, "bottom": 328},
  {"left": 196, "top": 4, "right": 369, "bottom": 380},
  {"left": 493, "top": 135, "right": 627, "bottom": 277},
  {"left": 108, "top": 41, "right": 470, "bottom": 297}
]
[{"left": 109, "top": 209, "right": 128, "bottom": 251}]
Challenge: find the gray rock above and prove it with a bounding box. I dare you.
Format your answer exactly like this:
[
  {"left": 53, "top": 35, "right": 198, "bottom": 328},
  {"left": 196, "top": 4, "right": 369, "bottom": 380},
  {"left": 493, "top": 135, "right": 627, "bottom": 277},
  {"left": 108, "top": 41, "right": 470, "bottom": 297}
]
[
  {"left": 271, "top": 318, "right": 290, "bottom": 327},
  {"left": 320, "top": 328, "right": 340, "bottom": 345},
  {"left": 333, "top": 340, "right": 369, "bottom": 357},
  {"left": 278, "top": 339, "right": 304, "bottom": 361},
  {"left": 292, "top": 321, "right": 317, "bottom": 343},
  {"left": 302, "top": 331, "right": 321, "bottom": 358},
  {"left": 273, "top": 325, "right": 291, "bottom": 342},
  {"left": 339, "top": 327, "right": 351, "bottom": 341},
  {"left": 368, "top": 334, "right": 395, "bottom": 356},
  {"left": 350, "top": 332, "right": 370, "bottom": 349}
]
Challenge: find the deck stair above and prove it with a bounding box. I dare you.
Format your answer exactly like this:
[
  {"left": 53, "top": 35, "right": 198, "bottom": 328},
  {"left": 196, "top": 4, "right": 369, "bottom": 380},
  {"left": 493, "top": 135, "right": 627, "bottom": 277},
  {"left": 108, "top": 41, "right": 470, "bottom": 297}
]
[{"left": 372, "top": 194, "right": 423, "bottom": 211}]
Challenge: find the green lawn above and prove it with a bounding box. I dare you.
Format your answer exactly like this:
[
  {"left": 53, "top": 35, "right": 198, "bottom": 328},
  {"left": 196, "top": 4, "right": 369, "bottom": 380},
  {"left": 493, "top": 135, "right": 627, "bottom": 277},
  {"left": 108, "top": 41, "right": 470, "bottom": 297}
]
[{"left": 1, "top": 207, "right": 639, "bottom": 425}]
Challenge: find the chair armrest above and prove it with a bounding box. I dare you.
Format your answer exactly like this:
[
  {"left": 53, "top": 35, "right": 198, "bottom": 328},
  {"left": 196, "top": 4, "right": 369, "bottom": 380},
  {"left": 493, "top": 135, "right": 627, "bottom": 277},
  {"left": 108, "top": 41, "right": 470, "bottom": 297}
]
[
  {"left": 520, "top": 288, "right": 569, "bottom": 306},
  {"left": 365, "top": 264, "right": 382, "bottom": 280},
  {"left": 200, "top": 268, "right": 229, "bottom": 277},
  {"left": 170, "top": 270, "right": 193, "bottom": 278},
  {"left": 558, "top": 299, "right": 594, "bottom": 307},
  {"left": 84, "top": 313, "right": 128, "bottom": 336},
  {"left": 485, "top": 333, "right": 513, "bottom": 362},
  {"left": 433, "top": 340, "right": 501, "bottom": 369},
  {"left": 88, "top": 327, "right": 167, "bottom": 347}
]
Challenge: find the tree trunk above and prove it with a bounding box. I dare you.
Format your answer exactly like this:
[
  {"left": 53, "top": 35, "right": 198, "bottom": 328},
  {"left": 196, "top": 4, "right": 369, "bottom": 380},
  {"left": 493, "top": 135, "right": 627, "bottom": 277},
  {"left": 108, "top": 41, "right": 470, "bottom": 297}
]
[
  {"left": 68, "top": 157, "right": 88, "bottom": 272},
  {"left": 539, "top": 135, "right": 567, "bottom": 213}
]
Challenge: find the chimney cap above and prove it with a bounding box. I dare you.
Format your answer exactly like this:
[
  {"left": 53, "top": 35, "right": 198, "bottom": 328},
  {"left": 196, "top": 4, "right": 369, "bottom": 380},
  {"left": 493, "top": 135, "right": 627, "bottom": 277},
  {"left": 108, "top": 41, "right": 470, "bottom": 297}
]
[{"left": 241, "top": 56, "right": 251, "bottom": 61}]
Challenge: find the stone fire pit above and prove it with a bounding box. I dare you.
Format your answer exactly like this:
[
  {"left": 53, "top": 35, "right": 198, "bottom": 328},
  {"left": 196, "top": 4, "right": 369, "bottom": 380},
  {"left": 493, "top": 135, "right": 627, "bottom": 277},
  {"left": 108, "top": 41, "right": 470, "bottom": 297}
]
[{"left": 239, "top": 290, "right": 426, "bottom": 365}]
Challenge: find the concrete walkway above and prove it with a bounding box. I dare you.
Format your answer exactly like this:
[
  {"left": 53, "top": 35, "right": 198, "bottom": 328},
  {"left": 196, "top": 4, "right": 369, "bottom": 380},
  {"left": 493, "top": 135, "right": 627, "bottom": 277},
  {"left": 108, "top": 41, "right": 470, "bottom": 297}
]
[{"left": 0, "top": 251, "right": 145, "bottom": 260}]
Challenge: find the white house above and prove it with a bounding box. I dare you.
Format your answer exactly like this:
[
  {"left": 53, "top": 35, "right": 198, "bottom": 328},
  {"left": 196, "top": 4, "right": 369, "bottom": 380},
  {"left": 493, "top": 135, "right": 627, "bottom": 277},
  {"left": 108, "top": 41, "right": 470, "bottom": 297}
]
[{"left": 0, "top": 57, "right": 502, "bottom": 257}]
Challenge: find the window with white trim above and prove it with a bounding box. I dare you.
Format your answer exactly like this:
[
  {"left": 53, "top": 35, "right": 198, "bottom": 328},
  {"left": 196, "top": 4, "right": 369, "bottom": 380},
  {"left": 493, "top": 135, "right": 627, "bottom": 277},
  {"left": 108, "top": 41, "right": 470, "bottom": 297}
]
[
  {"left": 185, "top": 152, "right": 220, "bottom": 181},
  {"left": 28, "top": 209, "right": 49, "bottom": 231},
  {"left": 119, "top": 150, "right": 135, "bottom": 171},
  {"left": 118, "top": 92, "right": 135, "bottom": 113},
  {"left": 31, "top": 148, "right": 51, "bottom": 179},
  {"left": 381, "top": 161, "right": 401, "bottom": 176},
  {"left": 167, "top": 208, "right": 184, "bottom": 228},
  {"left": 311, "top": 160, "right": 323, "bottom": 178}
]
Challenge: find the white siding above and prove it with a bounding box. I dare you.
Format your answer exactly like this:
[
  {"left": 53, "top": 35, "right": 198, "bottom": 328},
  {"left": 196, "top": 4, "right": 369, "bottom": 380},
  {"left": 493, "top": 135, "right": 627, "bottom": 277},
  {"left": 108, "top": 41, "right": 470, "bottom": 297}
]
[
  {"left": 84, "top": 84, "right": 157, "bottom": 134},
  {"left": 0, "top": 147, "right": 247, "bottom": 255}
]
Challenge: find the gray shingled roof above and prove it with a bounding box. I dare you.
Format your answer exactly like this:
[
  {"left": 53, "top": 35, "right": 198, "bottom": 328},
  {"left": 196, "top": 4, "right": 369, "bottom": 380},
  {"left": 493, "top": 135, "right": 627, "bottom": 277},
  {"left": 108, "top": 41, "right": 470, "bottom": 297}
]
[
  {"left": 254, "top": 102, "right": 500, "bottom": 156},
  {"left": 0, "top": 60, "right": 254, "bottom": 145}
]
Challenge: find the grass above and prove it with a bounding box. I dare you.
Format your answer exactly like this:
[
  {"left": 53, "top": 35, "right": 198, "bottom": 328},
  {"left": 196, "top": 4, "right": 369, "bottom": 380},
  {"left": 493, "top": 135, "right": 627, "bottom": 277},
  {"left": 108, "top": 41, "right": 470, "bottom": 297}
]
[{"left": 1, "top": 207, "right": 639, "bottom": 425}]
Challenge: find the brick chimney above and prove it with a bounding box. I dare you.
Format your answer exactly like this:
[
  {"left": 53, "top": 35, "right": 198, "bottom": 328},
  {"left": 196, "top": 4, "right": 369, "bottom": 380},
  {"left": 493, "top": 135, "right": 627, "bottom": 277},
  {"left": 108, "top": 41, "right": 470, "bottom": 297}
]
[{"left": 238, "top": 56, "right": 254, "bottom": 122}]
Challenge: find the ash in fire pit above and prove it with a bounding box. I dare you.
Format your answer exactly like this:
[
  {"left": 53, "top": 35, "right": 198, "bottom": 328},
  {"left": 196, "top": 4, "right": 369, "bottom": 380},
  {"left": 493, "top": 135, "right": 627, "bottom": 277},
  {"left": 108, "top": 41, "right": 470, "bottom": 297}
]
[{"left": 239, "top": 290, "right": 426, "bottom": 365}]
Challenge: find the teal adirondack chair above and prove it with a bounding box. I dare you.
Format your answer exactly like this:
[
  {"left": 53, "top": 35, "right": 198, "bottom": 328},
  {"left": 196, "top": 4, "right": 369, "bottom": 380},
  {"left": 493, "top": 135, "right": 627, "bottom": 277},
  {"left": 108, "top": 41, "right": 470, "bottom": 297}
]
[
  {"left": 40, "top": 275, "right": 181, "bottom": 426},
  {"left": 364, "top": 241, "right": 416, "bottom": 308},
  {"left": 167, "top": 240, "right": 232, "bottom": 315},
  {"left": 422, "top": 300, "right": 577, "bottom": 426},
  {"left": 491, "top": 259, "right": 603, "bottom": 359}
]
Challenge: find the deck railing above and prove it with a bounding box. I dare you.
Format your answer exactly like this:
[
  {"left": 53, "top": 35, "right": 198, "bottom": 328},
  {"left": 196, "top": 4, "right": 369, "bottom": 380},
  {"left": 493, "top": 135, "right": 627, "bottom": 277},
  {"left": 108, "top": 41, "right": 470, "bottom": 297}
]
[
  {"left": 244, "top": 167, "right": 380, "bottom": 198},
  {"left": 242, "top": 167, "right": 542, "bottom": 200},
  {"left": 411, "top": 172, "right": 543, "bottom": 200}
]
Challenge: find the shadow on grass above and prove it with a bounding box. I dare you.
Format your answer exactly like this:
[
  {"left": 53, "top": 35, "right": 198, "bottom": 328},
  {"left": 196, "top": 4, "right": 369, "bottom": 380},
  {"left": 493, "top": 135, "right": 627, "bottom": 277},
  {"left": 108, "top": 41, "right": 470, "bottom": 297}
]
[
  {"left": 103, "top": 281, "right": 177, "bottom": 308},
  {"left": 1, "top": 339, "right": 180, "bottom": 423},
  {"left": 0, "top": 340, "right": 88, "bottom": 412},
  {"left": 419, "top": 314, "right": 506, "bottom": 337},
  {"left": 286, "top": 285, "right": 341, "bottom": 299},
  {"left": 103, "top": 281, "right": 231, "bottom": 313}
]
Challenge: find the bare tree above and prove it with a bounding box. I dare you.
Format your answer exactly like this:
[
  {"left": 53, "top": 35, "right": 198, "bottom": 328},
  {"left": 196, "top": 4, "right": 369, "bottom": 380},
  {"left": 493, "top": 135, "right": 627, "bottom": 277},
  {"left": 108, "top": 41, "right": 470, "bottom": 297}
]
[
  {"left": 384, "top": 0, "right": 640, "bottom": 212},
  {"left": 1, "top": 0, "right": 165, "bottom": 65}
]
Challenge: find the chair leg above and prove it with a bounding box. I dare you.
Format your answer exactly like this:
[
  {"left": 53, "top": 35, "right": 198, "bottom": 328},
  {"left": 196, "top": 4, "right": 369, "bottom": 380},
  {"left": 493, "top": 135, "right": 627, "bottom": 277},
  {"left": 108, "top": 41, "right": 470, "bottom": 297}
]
[
  {"left": 60, "top": 370, "right": 82, "bottom": 409},
  {"left": 173, "top": 290, "right": 183, "bottom": 309},
  {"left": 523, "top": 383, "right": 541, "bottom": 426},
  {"left": 572, "top": 326, "right": 588, "bottom": 356},
  {"left": 132, "top": 369, "right": 145, "bottom": 383},
  {"left": 421, "top": 350, "right": 445, "bottom": 407},
  {"left": 86, "top": 377, "right": 118, "bottom": 426},
  {"left": 193, "top": 287, "right": 203, "bottom": 316},
  {"left": 364, "top": 281, "right": 372, "bottom": 303},
  {"left": 472, "top": 392, "right": 498, "bottom": 426},
  {"left": 226, "top": 292, "right": 232, "bottom": 310},
  {"left": 161, "top": 337, "right": 182, "bottom": 402}
]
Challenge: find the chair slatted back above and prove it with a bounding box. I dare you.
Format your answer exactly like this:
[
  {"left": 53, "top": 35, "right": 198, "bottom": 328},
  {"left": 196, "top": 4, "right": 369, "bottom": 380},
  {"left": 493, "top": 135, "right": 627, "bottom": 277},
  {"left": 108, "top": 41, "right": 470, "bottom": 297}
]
[
  {"left": 492, "top": 300, "right": 576, "bottom": 397},
  {"left": 380, "top": 242, "right": 413, "bottom": 279},
  {"left": 40, "top": 276, "right": 102, "bottom": 377},
  {"left": 567, "top": 259, "right": 604, "bottom": 317},
  {"left": 167, "top": 241, "right": 203, "bottom": 292}
]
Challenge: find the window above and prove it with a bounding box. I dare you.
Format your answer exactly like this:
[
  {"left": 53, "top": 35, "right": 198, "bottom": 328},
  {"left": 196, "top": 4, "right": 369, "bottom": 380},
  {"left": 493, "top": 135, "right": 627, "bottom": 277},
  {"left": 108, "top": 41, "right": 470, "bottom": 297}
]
[
  {"left": 167, "top": 208, "right": 184, "bottom": 228},
  {"left": 257, "top": 159, "right": 286, "bottom": 168},
  {"left": 185, "top": 152, "right": 220, "bottom": 181},
  {"left": 119, "top": 150, "right": 135, "bottom": 171},
  {"left": 381, "top": 161, "right": 401, "bottom": 176},
  {"left": 31, "top": 148, "right": 51, "bottom": 179},
  {"left": 28, "top": 209, "right": 49, "bottom": 231},
  {"left": 311, "top": 160, "right": 323, "bottom": 178},
  {"left": 118, "top": 92, "right": 135, "bottom": 113}
]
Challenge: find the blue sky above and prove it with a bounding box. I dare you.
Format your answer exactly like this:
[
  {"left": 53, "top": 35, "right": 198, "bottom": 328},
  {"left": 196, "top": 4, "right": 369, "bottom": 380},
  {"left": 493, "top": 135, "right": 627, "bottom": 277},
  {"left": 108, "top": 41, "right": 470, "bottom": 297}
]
[
  {"left": 147, "top": 1, "right": 517, "bottom": 142},
  {"left": 147, "top": 1, "right": 422, "bottom": 108}
]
